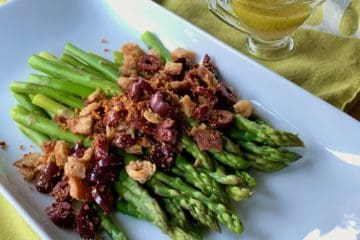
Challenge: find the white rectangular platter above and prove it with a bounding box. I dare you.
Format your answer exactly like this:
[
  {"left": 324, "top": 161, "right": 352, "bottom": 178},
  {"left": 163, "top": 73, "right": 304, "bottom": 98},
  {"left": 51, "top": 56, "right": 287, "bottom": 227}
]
[{"left": 0, "top": 0, "right": 359, "bottom": 239}]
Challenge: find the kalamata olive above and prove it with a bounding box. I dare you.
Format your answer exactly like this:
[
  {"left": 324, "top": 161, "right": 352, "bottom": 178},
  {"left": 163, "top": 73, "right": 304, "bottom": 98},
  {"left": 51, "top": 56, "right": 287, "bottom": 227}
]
[
  {"left": 112, "top": 134, "right": 136, "bottom": 149},
  {"left": 208, "top": 110, "right": 234, "bottom": 129},
  {"left": 131, "top": 118, "right": 154, "bottom": 134},
  {"left": 76, "top": 202, "right": 100, "bottom": 240},
  {"left": 155, "top": 120, "right": 178, "bottom": 145},
  {"left": 71, "top": 143, "right": 86, "bottom": 158},
  {"left": 50, "top": 178, "right": 71, "bottom": 203},
  {"left": 88, "top": 156, "right": 120, "bottom": 185},
  {"left": 91, "top": 185, "right": 114, "bottom": 215},
  {"left": 36, "top": 162, "right": 62, "bottom": 193},
  {"left": 46, "top": 201, "right": 75, "bottom": 228},
  {"left": 215, "top": 82, "right": 237, "bottom": 105},
  {"left": 193, "top": 104, "right": 211, "bottom": 121},
  {"left": 137, "top": 54, "right": 161, "bottom": 74},
  {"left": 150, "top": 91, "right": 172, "bottom": 116},
  {"left": 93, "top": 135, "right": 109, "bottom": 161},
  {"left": 103, "top": 109, "right": 128, "bottom": 127},
  {"left": 150, "top": 144, "right": 174, "bottom": 170},
  {"left": 128, "top": 78, "right": 153, "bottom": 101}
]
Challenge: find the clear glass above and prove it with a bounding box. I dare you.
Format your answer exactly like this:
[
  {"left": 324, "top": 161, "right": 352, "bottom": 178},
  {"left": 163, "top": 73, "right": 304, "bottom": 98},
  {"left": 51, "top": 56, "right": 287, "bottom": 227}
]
[{"left": 208, "top": 0, "right": 325, "bottom": 60}]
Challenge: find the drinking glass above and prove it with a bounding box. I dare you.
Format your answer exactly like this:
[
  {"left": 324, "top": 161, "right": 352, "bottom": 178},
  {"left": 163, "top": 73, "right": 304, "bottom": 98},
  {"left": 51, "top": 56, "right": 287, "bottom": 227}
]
[{"left": 208, "top": 0, "right": 325, "bottom": 59}]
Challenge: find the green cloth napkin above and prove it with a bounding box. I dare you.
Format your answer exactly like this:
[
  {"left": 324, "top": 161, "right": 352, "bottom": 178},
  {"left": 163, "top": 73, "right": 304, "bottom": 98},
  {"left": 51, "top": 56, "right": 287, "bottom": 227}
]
[
  {"left": 158, "top": 0, "right": 360, "bottom": 111},
  {"left": 0, "top": 195, "right": 39, "bottom": 240},
  {"left": 2, "top": 1, "right": 360, "bottom": 239}
]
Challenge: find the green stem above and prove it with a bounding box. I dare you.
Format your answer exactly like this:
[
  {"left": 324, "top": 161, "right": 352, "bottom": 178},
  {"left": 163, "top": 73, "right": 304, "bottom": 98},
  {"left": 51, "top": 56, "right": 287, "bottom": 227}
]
[
  {"left": 235, "top": 170, "right": 256, "bottom": 188},
  {"left": 10, "top": 106, "right": 92, "bottom": 147},
  {"left": 209, "top": 150, "right": 250, "bottom": 169},
  {"left": 18, "top": 124, "right": 50, "bottom": 146},
  {"left": 12, "top": 91, "right": 48, "bottom": 117},
  {"left": 64, "top": 43, "right": 119, "bottom": 82},
  {"left": 141, "top": 31, "right": 173, "bottom": 62},
  {"left": 32, "top": 94, "right": 76, "bottom": 119},
  {"left": 10, "top": 81, "right": 84, "bottom": 109},
  {"left": 27, "top": 73, "right": 94, "bottom": 98},
  {"left": 93, "top": 205, "right": 128, "bottom": 240},
  {"left": 61, "top": 53, "right": 105, "bottom": 78},
  {"left": 222, "top": 136, "right": 242, "bottom": 155},
  {"left": 161, "top": 198, "right": 187, "bottom": 229},
  {"left": 115, "top": 170, "right": 170, "bottom": 234},
  {"left": 200, "top": 161, "right": 243, "bottom": 185},
  {"left": 233, "top": 114, "right": 304, "bottom": 147},
  {"left": 28, "top": 55, "right": 121, "bottom": 97},
  {"left": 113, "top": 51, "right": 124, "bottom": 67},
  {"left": 115, "top": 200, "right": 148, "bottom": 220},
  {"left": 181, "top": 136, "right": 213, "bottom": 170},
  {"left": 88, "top": 52, "right": 119, "bottom": 70},
  {"left": 153, "top": 172, "right": 243, "bottom": 234}
]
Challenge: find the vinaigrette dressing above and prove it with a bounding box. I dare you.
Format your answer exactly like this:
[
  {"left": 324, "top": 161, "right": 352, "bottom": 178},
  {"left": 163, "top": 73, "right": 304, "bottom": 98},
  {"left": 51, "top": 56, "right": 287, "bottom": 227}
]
[{"left": 231, "top": 0, "right": 312, "bottom": 40}]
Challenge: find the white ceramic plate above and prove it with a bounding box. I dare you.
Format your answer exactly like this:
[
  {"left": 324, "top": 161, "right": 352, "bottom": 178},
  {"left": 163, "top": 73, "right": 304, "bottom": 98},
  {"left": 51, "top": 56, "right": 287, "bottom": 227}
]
[{"left": 1, "top": 0, "right": 360, "bottom": 239}]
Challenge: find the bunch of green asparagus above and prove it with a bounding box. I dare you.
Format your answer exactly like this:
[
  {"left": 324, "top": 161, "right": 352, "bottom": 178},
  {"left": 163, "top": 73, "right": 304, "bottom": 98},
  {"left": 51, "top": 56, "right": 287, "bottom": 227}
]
[{"left": 9, "top": 31, "right": 304, "bottom": 240}]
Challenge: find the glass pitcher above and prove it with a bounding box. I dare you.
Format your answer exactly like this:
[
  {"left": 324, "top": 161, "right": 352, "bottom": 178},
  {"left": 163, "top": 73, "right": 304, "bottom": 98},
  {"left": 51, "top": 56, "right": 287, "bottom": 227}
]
[{"left": 208, "top": 0, "right": 325, "bottom": 59}]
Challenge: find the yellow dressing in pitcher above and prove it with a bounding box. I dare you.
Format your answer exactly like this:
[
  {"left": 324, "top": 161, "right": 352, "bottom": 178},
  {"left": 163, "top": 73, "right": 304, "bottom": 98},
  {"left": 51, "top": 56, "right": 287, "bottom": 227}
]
[{"left": 231, "top": 0, "right": 312, "bottom": 40}]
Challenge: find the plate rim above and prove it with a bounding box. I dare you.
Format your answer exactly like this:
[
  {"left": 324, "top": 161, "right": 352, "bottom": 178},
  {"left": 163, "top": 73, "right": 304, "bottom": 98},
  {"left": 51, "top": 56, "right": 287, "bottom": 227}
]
[{"left": 1, "top": 0, "right": 359, "bottom": 239}]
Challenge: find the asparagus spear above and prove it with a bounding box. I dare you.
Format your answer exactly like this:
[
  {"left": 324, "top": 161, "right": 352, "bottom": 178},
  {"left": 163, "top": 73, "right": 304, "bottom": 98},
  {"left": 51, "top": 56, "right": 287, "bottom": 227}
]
[
  {"left": 93, "top": 205, "right": 128, "bottom": 240},
  {"left": 147, "top": 178, "right": 220, "bottom": 232},
  {"left": 153, "top": 172, "right": 243, "bottom": 234},
  {"left": 10, "top": 106, "right": 92, "bottom": 147},
  {"left": 116, "top": 200, "right": 202, "bottom": 240},
  {"left": 32, "top": 94, "right": 76, "bottom": 119},
  {"left": 18, "top": 124, "right": 50, "bottom": 146},
  {"left": 170, "top": 226, "right": 203, "bottom": 240},
  {"left": 28, "top": 55, "right": 121, "bottom": 97},
  {"left": 222, "top": 136, "right": 242, "bottom": 155},
  {"left": 251, "top": 161, "right": 287, "bottom": 172},
  {"left": 39, "top": 51, "right": 71, "bottom": 67},
  {"left": 226, "top": 185, "right": 252, "bottom": 202},
  {"left": 141, "top": 31, "right": 173, "bottom": 62},
  {"left": 181, "top": 135, "right": 213, "bottom": 170},
  {"left": 239, "top": 141, "right": 301, "bottom": 163},
  {"left": 173, "top": 155, "right": 227, "bottom": 204},
  {"left": 115, "top": 200, "right": 147, "bottom": 220},
  {"left": 89, "top": 52, "right": 119, "bottom": 70},
  {"left": 233, "top": 114, "right": 304, "bottom": 147},
  {"left": 113, "top": 51, "right": 124, "bottom": 67},
  {"left": 61, "top": 53, "right": 105, "bottom": 78},
  {"left": 27, "top": 73, "right": 94, "bottom": 98},
  {"left": 161, "top": 198, "right": 187, "bottom": 229},
  {"left": 245, "top": 152, "right": 288, "bottom": 172},
  {"left": 12, "top": 91, "right": 48, "bottom": 117},
  {"left": 64, "top": 43, "right": 119, "bottom": 82},
  {"left": 187, "top": 118, "right": 249, "bottom": 169},
  {"left": 209, "top": 150, "right": 250, "bottom": 169},
  {"left": 10, "top": 81, "right": 84, "bottom": 109},
  {"left": 115, "top": 170, "right": 170, "bottom": 234},
  {"left": 39, "top": 51, "right": 105, "bottom": 79},
  {"left": 199, "top": 161, "right": 243, "bottom": 185},
  {"left": 235, "top": 170, "right": 256, "bottom": 188}
]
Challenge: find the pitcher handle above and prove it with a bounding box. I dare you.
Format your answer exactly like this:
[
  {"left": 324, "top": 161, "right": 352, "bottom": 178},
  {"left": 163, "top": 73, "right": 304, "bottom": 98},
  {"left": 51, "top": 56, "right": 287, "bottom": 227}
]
[{"left": 207, "top": 0, "right": 249, "bottom": 34}]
